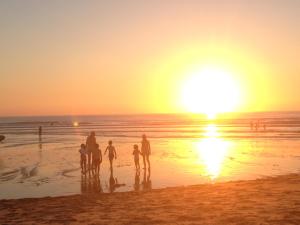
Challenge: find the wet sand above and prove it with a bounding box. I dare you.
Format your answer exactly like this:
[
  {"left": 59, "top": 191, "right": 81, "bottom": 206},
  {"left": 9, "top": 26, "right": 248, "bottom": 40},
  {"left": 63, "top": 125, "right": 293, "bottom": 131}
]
[{"left": 1, "top": 174, "right": 300, "bottom": 225}]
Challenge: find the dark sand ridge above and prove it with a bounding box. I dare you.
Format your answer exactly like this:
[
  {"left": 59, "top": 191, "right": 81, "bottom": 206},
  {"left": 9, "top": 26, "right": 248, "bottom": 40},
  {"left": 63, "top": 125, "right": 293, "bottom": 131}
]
[{"left": 0, "top": 173, "right": 300, "bottom": 225}]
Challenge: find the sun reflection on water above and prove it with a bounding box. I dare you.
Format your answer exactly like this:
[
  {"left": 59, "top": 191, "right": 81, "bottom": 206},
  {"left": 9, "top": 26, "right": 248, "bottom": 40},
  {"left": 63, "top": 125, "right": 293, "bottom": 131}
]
[{"left": 197, "top": 124, "right": 231, "bottom": 180}]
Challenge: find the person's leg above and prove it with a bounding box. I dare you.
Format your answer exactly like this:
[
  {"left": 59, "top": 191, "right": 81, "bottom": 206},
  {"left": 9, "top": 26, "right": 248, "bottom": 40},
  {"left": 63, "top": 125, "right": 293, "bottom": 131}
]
[
  {"left": 83, "top": 160, "right": 86, "bottom": 174},
  {"left": 146, "top": 155, "right": 150, "bottom": 169},
  {"left": 92, "top": 160, "right": 95, "bottom": 175},
  {"left": 110, "top": 159, "right": 113, "bottom": 170},
  {"left": 143, "top": 155, "right": 146, "bottom": 169},
  {"left": 80, "top": 159, "right": 83, "bottom": 172},
  {"left": 88, "top": 152, "right": 91, "bottom": 171}
]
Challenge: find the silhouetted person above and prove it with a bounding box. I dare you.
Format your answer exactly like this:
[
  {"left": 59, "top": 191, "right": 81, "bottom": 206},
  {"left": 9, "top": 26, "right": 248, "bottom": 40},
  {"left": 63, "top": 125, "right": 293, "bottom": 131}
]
[
  {"left": 79, "top": 144, "right": 87, "bottom": 174},
  {"left": 38, "top": 126, "right": 42, "bottom": 136},
  {"left": 0, "top": 135, "right": 5, "bottom": 142},
  {"left": 105, "top": 140, "right": 117, "bottom": 170},
  {"left": 263, "top": 123, "right": 266, "bottom": 131},
  {"left": 38, "top": 135, "right": 42, "bottom": 150},
  {"left": 86, "top": 131, "right": 97, "bottom": 172},
  {"left": 255, "top": 122, "right": 258, "bottom": 131},
  {"left": 92, "top": 143, "right": 102, "bottom": 175},
  {"left": 141, "top": 134, "right": 151, "bottom": 169},
  {"left": 134, "top": 170, "right": 140, "bottom": 192},
  {"left": 132, "top": 144, "right": 141, "bottom": 170}
]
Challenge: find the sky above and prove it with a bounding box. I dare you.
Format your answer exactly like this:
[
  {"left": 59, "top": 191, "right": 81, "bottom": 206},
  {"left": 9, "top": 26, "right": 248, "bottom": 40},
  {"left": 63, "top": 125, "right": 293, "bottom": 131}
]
[{"left": 0, "top": 0, "right": 299, "bottom": 116}]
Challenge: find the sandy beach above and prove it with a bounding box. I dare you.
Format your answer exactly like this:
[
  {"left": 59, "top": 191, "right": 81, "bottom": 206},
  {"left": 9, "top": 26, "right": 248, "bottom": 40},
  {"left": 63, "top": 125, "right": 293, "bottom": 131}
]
[{"left": 1, "top": 173, "right": 299, "bottom": 225}]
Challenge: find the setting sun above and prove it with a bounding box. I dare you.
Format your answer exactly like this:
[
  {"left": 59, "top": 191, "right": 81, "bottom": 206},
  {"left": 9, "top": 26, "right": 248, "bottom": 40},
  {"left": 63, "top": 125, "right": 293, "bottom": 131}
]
[{"left": 181, "top": 66, "right": 241, "bottom": 118}]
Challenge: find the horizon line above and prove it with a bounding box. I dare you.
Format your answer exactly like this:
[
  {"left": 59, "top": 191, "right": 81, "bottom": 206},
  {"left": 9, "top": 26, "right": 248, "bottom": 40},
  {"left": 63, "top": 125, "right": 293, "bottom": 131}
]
[{"left": 1, "top": 110, "right": 300, "bottom": 119}]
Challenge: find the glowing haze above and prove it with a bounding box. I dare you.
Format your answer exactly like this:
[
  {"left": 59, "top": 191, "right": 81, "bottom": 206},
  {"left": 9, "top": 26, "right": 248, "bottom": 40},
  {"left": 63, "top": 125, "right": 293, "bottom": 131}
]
[{"left": 0, "top": 1, "right": 299, "bottom": 116}]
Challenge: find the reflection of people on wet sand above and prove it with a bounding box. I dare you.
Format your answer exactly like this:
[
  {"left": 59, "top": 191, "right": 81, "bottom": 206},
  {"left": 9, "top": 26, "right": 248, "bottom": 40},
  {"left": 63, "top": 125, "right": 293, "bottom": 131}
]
[
  {"left": 86, "top": 131, "right": 97, "bottom": 172},
  {"left": 105, "top": 140, "right": 117, "bottom": 170},
  {"left": 92, "top": 175, "right": 103, "bottom": 193},
  {"left": 81, "top": 174, "right": 87, "bottom": 193},
  {"left": 132, "top": 144, "right": 141, "bottom": 170},
  {"left": 92, "top": 144, "right": 102, "bottom": 175},
  {"left": 81, "top": 173, "right": 103, "bottom": 194},
  {"left": 141, "top": 134, "right": 151, "bottom": 169},
  {"left": 79, "top": 144, "right": 87, "bottom": 174},
  {"left": 108, "top": 168, "right": 125, "bottom": 193},
  {"left": 142, "top": 168, "right": 152, "bottom": 191},
  {"left": 134, "top": 170, "right": 140, "bottom": 191}
]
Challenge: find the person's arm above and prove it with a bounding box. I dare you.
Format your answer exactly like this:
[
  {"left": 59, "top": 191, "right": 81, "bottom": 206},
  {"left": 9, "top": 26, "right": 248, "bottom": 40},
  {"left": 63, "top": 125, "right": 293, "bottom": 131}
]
[
  {"left": 104, "top": 146, "right": 108, "bottom": 155},
  {"left": 100, "top": 150, "right": 102, "bottom": 163},
  {"left": 114, "top": 147, "right": 117, "bottom": 159},
  {"left": 85, "top": 137, "right": 89, "bottom": 147}
]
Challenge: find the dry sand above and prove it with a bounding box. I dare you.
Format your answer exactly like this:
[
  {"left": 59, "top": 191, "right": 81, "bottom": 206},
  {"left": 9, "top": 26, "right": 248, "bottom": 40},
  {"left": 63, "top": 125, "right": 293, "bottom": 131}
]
[{"left": 1, "top": 174, "right": 300, "bottom": 225}]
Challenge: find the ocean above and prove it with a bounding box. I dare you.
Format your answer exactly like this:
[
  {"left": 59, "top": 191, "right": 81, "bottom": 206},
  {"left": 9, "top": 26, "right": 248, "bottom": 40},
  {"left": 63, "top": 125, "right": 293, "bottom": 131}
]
[{"left": 0, "top": 112, "right": 300, "bottom": 199}]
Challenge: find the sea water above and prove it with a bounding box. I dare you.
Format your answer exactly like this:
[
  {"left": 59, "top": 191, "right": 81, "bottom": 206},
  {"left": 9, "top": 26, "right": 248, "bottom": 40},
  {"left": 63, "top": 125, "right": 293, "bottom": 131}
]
[{"left": 0, "top": 112, "right": 300, "bottom": 199}]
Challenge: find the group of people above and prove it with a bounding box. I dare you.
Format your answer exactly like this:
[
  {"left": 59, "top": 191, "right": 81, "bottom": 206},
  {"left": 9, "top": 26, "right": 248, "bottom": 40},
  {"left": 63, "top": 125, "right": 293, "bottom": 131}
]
[
  {"left": 78, "top": 132, "right": 151, "bottom": 175},
  {"left": 250, "top": 120, "right": 267, "bottom": 131}
]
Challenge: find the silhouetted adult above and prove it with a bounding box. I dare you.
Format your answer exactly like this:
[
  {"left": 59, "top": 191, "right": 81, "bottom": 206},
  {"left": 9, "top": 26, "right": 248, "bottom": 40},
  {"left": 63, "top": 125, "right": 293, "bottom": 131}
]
[
  {"left": 141, "top": 134, "right": 151, "bottom": 169},
  {"left": 38, "top": 126, "right": 42, "bottom": 136},
  {"left": 86, "top": 131, "right": 97, "bottom": 172}
]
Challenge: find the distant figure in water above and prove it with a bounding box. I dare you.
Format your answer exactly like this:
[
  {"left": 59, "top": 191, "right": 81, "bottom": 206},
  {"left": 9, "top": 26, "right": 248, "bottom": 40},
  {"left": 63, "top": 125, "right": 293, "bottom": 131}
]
[
  {"left": 92, "top": 143, "right": 102, "bottom": 175},
  {"left": 105, "top": 140, "right": 117, "bottom": 169},
  {"left": 132, "top": 144, "right": 141, "bottom": 170},
  {"left": 79, "top": 143, "right": 87, "bottom": 174},
  {"left": 86, "top": 131, "right": 97, "bottom": 171},
  {"left": 38, "top": 126, "right": 42, "bottom": 136},
  {"left": 255, "top": 121, "right": 258, "bottom": 131},
  {"left": 250, "top": 121, "right": 254, "bottom": 130},
  {"left": 0, "top": 135, "right": 5, "bottom": 142},
  {"left": 141, "top": 134, "right": 151, "bottom": 169},
  {"left": 263, "top": 123, "right": 266, "bottom": 131}
]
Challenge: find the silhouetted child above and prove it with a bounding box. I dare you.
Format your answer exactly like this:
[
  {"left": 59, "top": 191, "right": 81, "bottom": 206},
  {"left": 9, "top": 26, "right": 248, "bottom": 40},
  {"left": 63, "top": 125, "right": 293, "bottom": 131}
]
[
  {"left": 79, "top": 144, "right": 87, "bottom": 174},
  {"left": 92, "top": 144, "right": 102, "bottom": 175},
  {"left": 105, "top": 140, "right": 117, "bottom": 169},
  {"left": 132, "top": 144, "right": 141, "bottom": 170}
]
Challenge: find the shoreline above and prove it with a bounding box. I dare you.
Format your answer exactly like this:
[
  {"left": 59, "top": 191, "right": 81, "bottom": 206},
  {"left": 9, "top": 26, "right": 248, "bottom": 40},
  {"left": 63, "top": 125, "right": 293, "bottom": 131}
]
[{"left": 1, "top": 173, "right": 300, "bottom": 224}]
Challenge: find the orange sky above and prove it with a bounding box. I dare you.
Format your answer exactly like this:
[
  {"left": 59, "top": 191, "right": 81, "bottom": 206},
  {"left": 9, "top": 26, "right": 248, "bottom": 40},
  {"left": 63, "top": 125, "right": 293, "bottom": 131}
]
[{"left": 0, "top": 1, "right": 299, "bottom": 116}]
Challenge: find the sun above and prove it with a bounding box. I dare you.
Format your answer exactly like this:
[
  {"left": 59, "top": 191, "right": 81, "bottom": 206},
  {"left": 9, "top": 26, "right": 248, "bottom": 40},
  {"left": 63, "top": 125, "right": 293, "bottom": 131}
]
[{"left": 181, "top": 66, "right": 241, "bottom": 119}]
